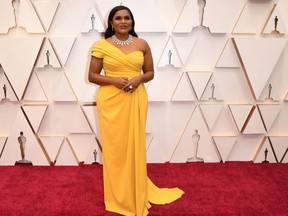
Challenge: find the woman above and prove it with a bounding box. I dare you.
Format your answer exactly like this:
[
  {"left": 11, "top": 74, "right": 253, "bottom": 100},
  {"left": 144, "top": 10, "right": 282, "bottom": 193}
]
[{"left": 88, "top": 5, "right": 184, "bottom": 216}]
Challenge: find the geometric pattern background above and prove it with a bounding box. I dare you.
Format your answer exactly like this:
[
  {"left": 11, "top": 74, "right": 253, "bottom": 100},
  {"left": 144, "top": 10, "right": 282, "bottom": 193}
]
[{"left": 1, "top": 0, "right": 288, "bottom": 165}]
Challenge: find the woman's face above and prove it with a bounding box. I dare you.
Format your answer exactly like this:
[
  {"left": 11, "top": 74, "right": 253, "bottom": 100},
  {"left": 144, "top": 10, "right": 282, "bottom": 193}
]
[{"left": 111, "top": 9, "right": 132, "bottom": 35}]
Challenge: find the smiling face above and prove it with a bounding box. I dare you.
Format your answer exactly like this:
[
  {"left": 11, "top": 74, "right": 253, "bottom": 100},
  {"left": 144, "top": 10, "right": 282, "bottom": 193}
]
[{"left": 111, "top": 9, "right": 133, "bottom": 36}]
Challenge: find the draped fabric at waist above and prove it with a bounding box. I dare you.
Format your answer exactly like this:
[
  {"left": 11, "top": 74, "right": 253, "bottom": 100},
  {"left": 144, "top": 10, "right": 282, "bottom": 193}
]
[
  {"left": 104, "top": 70, "right": 141, "bottom": 80},
  {"left": 97, "top": 82, "right": 146, "bottom": 108}
]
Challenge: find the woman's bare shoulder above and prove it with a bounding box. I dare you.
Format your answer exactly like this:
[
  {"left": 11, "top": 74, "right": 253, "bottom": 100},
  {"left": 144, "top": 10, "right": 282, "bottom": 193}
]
[
  {"left": 135, "top": 37, "right": 148, "bottom": 45},
  {"left": 134, "top": 37, "right": 150, "bottom": 53}
]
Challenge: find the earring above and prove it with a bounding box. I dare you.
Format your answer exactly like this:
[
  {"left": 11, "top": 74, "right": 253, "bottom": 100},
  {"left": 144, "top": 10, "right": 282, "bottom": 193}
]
[{"left": 112, "top": 26, "right": 114, "bottom": 31}]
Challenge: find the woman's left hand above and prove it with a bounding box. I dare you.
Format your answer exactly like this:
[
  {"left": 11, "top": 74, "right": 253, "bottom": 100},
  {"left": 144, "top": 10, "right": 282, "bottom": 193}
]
[{"left": 122, "top": 75, "right": 142, "bottom": 93}]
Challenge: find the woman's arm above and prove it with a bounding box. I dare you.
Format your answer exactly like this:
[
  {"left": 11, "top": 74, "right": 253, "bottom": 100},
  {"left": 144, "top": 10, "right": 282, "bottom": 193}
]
[
  {"left": 88, "top": 56, "right": 129, "bottom": 89},
  {"left": 141, "top": 40, "right": 154, "bottom": 83}
]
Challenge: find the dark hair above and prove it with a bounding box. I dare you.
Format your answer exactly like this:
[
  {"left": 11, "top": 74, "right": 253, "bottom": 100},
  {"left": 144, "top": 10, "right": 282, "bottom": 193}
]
[{"left": 104, "top": 5, "right": 138, "bottom": 39}]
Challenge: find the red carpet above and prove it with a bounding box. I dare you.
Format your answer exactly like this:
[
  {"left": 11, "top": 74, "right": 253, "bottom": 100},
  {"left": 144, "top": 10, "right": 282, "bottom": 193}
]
[{"left": 0, "top": 162, "right": 287, "bottom": 215}]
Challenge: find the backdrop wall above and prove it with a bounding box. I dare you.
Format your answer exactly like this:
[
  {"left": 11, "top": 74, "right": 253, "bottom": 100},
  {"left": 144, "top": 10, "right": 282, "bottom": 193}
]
[{"left": 0, "top": 0, "right": 287, "bottom": 165}]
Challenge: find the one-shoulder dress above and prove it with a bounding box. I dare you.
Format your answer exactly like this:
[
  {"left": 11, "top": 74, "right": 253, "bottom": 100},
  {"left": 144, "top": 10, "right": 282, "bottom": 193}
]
[{"left": 91, "top": 39, "right": 184, "bottom": 216}]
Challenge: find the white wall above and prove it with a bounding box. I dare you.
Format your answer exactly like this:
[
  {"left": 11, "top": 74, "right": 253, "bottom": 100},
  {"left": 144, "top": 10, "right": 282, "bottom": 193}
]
[{"left": 0, "top": 0, "right": 288, "bottom": 165}]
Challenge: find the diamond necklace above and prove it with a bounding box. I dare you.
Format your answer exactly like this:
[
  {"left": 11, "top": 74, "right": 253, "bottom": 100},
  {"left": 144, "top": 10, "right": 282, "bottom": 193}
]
[{"left": 112, "top": 34, "right": 133, "bottom": 46}]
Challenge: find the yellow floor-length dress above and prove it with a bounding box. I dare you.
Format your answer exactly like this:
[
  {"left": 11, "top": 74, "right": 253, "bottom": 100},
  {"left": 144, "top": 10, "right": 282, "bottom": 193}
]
[{"left": 91, "top": 39, "right": 184, "bottom": 216}]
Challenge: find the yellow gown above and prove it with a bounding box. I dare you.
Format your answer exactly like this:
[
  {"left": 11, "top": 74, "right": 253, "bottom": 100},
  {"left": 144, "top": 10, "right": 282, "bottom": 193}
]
[{"left": 91, "top": 39, "right": 184, "bottom": 216}]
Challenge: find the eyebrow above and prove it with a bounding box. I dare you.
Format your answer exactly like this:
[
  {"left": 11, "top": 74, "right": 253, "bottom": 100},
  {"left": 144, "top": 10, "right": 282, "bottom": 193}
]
[{"left": 114, "top": 15, "right": 131, "bottom": 18}]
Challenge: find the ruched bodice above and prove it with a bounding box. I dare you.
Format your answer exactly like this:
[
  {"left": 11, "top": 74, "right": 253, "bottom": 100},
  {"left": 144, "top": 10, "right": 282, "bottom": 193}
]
[{"left": 92, "top": 39, "right": 144, "bottom": 79}]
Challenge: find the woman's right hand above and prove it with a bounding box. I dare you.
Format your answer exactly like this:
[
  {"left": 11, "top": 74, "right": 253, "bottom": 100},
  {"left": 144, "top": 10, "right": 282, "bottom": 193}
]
[{"left": 111, "top": 77, "right": 129, "bottom": 90}]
